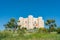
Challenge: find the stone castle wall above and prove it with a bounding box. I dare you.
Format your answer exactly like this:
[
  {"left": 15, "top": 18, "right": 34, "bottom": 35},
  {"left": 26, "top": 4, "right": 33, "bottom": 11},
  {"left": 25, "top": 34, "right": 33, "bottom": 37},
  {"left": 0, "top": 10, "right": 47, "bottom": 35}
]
[{"left": 18, "top": 15, "right": 44, "bottom": 29}]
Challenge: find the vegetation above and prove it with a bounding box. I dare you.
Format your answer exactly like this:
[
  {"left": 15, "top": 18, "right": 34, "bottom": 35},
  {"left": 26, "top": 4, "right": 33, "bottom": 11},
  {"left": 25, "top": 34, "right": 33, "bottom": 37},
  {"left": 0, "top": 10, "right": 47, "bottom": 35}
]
[
  {"left": 57, "top": 27, "right": 60, "bottom": 34},
  {"left": 0, "top": 30, "right": 60, "bottom": 40},
  {"left": 45, "top": 19, "right": 57, "bottom": 32},
  {"left": 4, "top": 18, "right": 17, "bottom": 31},
  {"left": 0, "top": 18, "right": 60, "bottom": 40}
]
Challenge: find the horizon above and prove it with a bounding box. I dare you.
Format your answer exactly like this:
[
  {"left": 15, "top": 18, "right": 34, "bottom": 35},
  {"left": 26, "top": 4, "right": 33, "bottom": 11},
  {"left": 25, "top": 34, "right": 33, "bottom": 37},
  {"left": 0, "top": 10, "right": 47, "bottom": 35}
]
[{"left": 0, "top": 0, "right": 60, "bottom": 30}]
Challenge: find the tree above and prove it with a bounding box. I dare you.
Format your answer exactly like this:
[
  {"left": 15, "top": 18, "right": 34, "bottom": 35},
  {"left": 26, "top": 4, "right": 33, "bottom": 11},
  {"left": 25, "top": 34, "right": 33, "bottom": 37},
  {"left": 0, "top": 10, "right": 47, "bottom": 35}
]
[
  {"left": 45, "top": 19, "right": 57, "bottom": 32},
  {"left": 4, "top": 18, "right": 17, "bottom": 31}
]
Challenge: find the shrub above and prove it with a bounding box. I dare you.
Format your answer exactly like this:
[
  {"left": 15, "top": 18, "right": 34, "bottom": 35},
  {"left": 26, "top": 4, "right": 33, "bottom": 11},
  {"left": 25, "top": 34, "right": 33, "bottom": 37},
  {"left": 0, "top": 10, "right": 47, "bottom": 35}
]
[
  {"left": 57, "top": 28, "right": 60, "bottom": 34},
  {"left": 38, "top": 28, "right": 48, "bottom": 33}
]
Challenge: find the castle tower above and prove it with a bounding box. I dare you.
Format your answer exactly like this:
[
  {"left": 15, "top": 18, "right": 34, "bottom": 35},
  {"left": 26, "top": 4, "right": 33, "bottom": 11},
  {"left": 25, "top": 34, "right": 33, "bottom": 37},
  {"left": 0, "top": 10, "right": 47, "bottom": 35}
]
[
  {"left": 28, "top": 15, "right": 34, "bottom": 29},
  {"left": 38, "top": 17, "right": 44, "bottom": 28}
]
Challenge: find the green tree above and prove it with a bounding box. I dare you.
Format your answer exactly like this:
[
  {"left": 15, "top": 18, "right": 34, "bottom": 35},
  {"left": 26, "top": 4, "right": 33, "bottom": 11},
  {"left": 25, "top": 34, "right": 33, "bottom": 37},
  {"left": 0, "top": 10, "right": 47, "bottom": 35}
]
[
  {"left": 45, "top": 19, "right": 57, "bottom": 32},
  {"left": 4, "top": 18, "right": 17, "bottom": 31}
]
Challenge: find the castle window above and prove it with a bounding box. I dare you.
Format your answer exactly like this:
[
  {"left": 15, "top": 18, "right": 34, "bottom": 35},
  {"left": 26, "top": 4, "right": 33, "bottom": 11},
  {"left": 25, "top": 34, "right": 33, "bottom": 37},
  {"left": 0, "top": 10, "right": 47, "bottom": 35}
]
[
  {"left": 34, "top": 21, "right": 36, "bottom": 24},
  {"left": 25, "top": 21, "right": 27, "bottom": 23}
]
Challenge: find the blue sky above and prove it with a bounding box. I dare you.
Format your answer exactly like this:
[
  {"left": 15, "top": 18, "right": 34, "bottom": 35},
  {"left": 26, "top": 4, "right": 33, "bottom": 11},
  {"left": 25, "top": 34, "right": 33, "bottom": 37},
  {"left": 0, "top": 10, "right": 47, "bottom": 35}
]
[{"left": 0, "top": 0, "right": 60, "bottom": 30}]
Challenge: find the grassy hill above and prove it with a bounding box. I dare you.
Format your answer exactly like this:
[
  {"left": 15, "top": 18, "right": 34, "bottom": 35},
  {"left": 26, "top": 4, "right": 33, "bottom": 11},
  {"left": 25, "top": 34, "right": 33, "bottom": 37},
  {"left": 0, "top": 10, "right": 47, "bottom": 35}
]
[{"left": 0, "top": 30, "right": 60, "bottom": 40}]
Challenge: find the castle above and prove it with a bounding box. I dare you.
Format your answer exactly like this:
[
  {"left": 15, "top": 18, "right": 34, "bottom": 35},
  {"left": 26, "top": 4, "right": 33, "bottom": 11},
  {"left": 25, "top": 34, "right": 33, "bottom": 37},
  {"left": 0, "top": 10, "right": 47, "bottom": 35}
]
[{"left": 18, "top": 15, "right": 44, "bottom": 29}]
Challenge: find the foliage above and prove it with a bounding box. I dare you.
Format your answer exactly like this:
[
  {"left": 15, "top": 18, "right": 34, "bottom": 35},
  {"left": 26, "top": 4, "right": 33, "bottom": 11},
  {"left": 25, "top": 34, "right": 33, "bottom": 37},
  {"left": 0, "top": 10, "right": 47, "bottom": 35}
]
[
  {"left": 0, "top": 30, "right": 60, "bottom": 40},
  {"left": 1, "top": 18, "right": 60, "bottom": 40},
  {"left": 57, "top": 27, "right": 60, "bottom": 34},
  {"left": 45, "top": 19, "right": 57, "bottom": 32},
  {"left": 38, "top": 28, "right": 48, "bottom": 33},
  {"left": 4, "top": 18, "right": 17, "bottom": 31}
]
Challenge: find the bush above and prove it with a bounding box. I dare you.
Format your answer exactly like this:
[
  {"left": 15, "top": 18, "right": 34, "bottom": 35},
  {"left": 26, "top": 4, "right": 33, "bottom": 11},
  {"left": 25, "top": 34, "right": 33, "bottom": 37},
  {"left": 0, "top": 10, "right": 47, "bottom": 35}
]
[
  {"left": 0, "top": 31, "right": 12, "bottom": 40},
  {"left": 57, "top": 28, "right": 60, "bottom": 34},
  {"left": 38, "top": 28, "right": 48, "bottom": 33}
]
